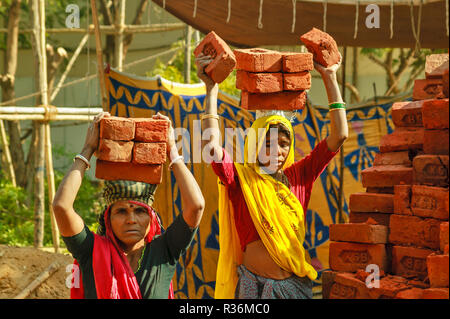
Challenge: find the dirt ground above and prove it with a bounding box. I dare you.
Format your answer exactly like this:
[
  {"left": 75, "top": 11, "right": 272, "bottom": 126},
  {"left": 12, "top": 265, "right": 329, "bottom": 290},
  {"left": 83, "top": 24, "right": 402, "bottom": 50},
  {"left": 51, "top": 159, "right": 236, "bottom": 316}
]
[{"left": 0, "top": 245, "right": 74, "bottom": 299}]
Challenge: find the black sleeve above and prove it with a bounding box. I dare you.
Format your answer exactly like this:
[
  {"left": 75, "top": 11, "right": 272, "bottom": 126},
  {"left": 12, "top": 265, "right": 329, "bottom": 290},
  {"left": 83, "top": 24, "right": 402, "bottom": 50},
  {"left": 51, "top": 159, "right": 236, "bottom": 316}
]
[
  {"left": 61, "top": 225, "right": 94, "bottom": 262},
  {"left": 161, "top": 214, "right": 198, "bottom": 263}
]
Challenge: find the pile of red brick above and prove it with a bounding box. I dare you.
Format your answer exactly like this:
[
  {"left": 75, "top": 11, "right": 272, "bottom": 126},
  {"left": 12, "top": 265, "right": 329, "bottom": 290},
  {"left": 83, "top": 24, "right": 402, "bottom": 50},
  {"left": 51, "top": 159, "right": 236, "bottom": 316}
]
[
  {"left": 323, "top": 53, "right": 449, "bottom": 299},
  {"left": 95, "top": 116, "right": 169, "bottom": 184},
  {"left": 235, "top": 48, "right": 313, "bottom": 111}
]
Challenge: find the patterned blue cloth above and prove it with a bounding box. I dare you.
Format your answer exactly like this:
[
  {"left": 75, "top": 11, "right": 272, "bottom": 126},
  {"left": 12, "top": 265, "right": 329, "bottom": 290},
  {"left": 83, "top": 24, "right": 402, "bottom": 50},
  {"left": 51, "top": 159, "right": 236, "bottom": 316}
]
[{"left": 235, "top": 265, "right": 313, "bottom": 299}]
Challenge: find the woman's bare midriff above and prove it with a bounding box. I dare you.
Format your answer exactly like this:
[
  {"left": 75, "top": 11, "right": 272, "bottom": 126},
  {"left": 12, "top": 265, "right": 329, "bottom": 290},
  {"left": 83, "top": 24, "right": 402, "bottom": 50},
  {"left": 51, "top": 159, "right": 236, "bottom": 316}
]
[{"left": 242, "top": 240, "right": 292, "bottom": 280}]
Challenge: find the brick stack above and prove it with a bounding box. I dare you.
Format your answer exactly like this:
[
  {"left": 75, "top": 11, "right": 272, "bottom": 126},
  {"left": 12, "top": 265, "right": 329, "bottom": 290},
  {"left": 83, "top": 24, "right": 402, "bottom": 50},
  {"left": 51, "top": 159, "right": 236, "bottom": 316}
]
[
  {"left": 194, "top": 31, "right": 236, "bottom": 84},
  {"left": 95, "top": 116, "right": 169, "bottom": 184},
  {"left": 322, "top": 53, "right": 449, "bottom": 299},
  {"left": 234, "top": 48, "right": 313, "bottom": 111}
]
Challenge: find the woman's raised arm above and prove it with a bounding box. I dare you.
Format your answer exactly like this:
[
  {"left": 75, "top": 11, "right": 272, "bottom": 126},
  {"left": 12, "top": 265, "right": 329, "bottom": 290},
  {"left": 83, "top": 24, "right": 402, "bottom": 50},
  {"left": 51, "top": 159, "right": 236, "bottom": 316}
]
[{"left": 52, "top": 112, "right": 110, "bottom": 237}]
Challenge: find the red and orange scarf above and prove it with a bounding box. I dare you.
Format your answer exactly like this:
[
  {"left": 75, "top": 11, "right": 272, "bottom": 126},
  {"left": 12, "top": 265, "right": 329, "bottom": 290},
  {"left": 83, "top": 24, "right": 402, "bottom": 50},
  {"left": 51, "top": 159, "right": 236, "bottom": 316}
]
[{"left": 70, "top": 201, "right": 174, "bottom": 299}]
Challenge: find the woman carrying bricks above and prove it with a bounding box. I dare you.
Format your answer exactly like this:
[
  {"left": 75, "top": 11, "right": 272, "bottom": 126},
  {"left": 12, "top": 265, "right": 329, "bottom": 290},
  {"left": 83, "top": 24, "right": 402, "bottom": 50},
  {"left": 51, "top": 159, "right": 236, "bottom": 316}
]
[
  {"left": 196, "top": 51, "right": 348, "bottom": 299},
  {"left": 52, "top": 112, "right": 205, "bottom": 299}
]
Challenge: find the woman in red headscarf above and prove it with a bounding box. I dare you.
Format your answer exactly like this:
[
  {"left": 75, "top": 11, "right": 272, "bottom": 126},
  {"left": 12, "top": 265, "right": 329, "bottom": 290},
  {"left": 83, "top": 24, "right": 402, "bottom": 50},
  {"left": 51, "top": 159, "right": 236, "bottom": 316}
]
[{"left": 53, "top": 112, "right": 205, "bottom": 299}]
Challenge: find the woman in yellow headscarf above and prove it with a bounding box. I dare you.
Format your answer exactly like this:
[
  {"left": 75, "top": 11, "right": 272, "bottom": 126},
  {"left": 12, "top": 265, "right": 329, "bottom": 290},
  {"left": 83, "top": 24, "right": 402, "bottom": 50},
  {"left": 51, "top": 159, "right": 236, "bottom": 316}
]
[{"left": 196, "top": 52, "right": 348, "bottom": 299}]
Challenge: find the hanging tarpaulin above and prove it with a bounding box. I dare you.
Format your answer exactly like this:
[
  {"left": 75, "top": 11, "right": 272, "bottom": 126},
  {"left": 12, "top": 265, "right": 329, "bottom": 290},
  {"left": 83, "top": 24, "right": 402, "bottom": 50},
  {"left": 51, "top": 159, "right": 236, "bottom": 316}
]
[
  {"left": 104, "top": 67, "right": 396, "bottom": 298},
  {"left": 152, "top": 0, "right": 448, "bottom": 49}
]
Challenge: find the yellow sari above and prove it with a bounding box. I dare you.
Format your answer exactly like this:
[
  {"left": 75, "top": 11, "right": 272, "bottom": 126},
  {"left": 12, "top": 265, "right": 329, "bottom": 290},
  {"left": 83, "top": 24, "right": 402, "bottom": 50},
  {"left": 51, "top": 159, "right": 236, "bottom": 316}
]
[{"left": 215, "top": 115, "right": 317, "bottom": 299}]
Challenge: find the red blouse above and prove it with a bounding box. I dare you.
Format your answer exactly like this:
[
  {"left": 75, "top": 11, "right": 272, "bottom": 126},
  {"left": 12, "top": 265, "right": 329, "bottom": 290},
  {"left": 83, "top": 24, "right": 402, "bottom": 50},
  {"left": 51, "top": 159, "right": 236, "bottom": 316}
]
[{"left": 211, "top": 139, "right": 339, "bottom": 251}]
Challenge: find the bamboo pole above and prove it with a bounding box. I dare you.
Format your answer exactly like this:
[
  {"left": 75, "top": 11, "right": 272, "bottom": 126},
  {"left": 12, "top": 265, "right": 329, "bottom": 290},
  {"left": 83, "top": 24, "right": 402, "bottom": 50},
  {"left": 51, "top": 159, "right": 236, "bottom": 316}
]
[
  {"left": 0, "top": 23, "right": 185, "bottom": 34},
  {"left": 0, "top": 106, "right": 102, "bottom": 114},
  {"left": 90, "top": 0, "right": 108, "bottom": 111},
  {"left": 115, "top": 0, "right": 126, "bottom": 71},
  {"left": 13, "top": 261, "right": 60, "bottom": 299},
  {"left": 37, "top": 0, "right": 60, "bottom": 253},
  {"left": 50, "top": 33, "right": 89, "bottom": 102},
  {"left": 0, "top": 114, "right": 101, "bottom": 121},
  {"left": 0, "top": 120, "right": 16, "bottom": 186},
  {"left": 184, "top": 25, "right": 192, "bottom": 83},
  {"left": 30, "top": 0, "right": 45, "bottom": 248}
]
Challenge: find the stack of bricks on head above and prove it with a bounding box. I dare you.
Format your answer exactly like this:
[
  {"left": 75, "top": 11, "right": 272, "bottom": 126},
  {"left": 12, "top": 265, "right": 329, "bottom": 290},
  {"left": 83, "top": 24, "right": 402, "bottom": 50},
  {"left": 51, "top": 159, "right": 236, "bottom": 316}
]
[
  {"left": 235, "top": 28, "right": 339, "bottom": 111},
  {"left": 323, "top": 54, "right": 449, "bottom": 299},
  {"left": 194, "top": 28, "right": 339, "bottom": 111},
  {"left": 95, "top": 116, "right": 169, "bottom": 185}
]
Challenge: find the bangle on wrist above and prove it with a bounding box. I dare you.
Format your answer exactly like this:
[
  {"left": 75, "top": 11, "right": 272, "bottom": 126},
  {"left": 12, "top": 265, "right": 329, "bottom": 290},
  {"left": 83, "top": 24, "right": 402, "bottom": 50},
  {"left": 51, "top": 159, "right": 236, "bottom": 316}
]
[
  {"left": 74, "top": 154, "right": 91, "bottom": 170},
  {"left": 168, "top": 155, "right": 184, "bottom": 170},
  {"left": 329, "top": 102, "right": 346, "bottom": 110},
  {"left": 200, "top": 113, "right": 220, "bottom": 121}
]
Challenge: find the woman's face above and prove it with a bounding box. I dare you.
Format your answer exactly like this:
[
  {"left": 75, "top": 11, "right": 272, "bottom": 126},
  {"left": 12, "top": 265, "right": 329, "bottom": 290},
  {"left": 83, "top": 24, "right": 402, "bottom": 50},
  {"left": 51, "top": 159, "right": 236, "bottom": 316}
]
[
  {"left": 109, "top": 201, "right": 150, "bottom": 249},
  {"left": 258, "top": 129, "right": 291, "bottom": 174}
]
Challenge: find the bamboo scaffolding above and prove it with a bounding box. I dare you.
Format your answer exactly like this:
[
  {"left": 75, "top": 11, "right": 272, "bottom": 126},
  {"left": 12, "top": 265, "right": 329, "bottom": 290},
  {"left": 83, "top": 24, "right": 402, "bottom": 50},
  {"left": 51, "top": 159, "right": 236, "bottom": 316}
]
[{"left": 0, "top": 23, "right": 185, "bottom": 34}]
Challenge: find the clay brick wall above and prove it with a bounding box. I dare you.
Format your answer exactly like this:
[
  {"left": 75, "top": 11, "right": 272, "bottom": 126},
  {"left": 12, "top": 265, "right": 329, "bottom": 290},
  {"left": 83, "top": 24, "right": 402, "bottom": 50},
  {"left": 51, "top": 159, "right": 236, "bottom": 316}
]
[{"left": 323, "top": 53, "right": 449, "bottom": 299}]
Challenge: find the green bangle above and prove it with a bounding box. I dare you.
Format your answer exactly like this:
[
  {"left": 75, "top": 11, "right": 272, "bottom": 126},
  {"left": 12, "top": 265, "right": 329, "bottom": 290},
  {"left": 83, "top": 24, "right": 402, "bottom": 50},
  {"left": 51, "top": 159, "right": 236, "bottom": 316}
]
[{"left": 329, "top": 102, "right": 346, "bottom": 109}]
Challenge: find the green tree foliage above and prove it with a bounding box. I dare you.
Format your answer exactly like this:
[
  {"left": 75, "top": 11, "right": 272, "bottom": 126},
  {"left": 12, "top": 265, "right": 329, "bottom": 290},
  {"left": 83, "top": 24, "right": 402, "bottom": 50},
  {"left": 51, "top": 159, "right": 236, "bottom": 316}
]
[{"left": 0, "top": 145, "right": 103, "bottom": 247}]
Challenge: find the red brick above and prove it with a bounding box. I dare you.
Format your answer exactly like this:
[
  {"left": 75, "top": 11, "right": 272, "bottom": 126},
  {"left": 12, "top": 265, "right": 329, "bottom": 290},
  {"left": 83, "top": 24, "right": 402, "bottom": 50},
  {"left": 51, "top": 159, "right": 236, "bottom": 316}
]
[
  {"left": 413, "top": 155, "right": 449, "bottom": 187},
  {"left": 349, "top": 192, "right": 394, "bottom": 213},
  {"left": 133, "top": 119, "right": 169, "bottom": 143},
  {"left": 329, "top": 242, "right": 389, "bottom": 272},
  {"left": 368, "top": 275, "right": 412, "bottom": 299},
  {"left": 283, "top": 71, "right": 311, "bottom": 91},
  {"left": 99, "top": 116, "right": 135, "bottom": 141},
  {"left": 427, "top": 253, "right": 449, "bottom": 288},
  {"left": 423, "top": 129, "right": 449, "bottom": 155},
  {"left": 391, "top": 101, "right": 423, "bottom": 127},
  {"left": 422, "top": 288, "right": 449, "bottom": 299},
  {"left": 373, "top": 151, "right": 412, "bottom": 167},
  {"left": 235, "top": 71, "right": 283, "bottom": 93},
  {"left": 234, "top": 48, "right": 282, "bottom": 72},
  {"left": 425, "top": 54, "right": 449, "bottom": 78},
  {"left": 394, "top": 185, "right": 412, "bottom": 215},
  {"left": 366, "top": 187, "right": 394, "bottom": 194},
  {"left": 330, "top": 223, "right": 388, "bottom": 244},
  {"left": 391, "top": 246, "right": 435, "bottom": 280},
  {"left": 132, "top": 142, "right": 167, "bottom": 165},
  {"left": 411, "top": 185, "right": 449, "bottom": 220},
  {"left": 194, "top": 31, "right": 236, "bottom": 84},
  {"left": 389, "top": 214, "right": 441, "bottom": 250},
  {"left": 361, "top": 165, "right": 413, "bottom": 188},
  {"left": 97, "top": 139, "right": 134, "bottom": 162},
  {"left": 95, "top": 159, "right": 163, "bottom": 184},
  {"left": 329, "top": 272, "right": 371, "bottom": 299},
  {"left": 413, "top": 78, "right": 444, "bottom": 101},
  {"left": 240, "top": 90, "right": 306, "bottom": 111},
  {"left": 441, "top": 222, "right": 449, "bottom": 252},
  {"left": 443, "top": 69, "right": 449, "bottom": 97},
  {"left": 282, "top": 52, "right": 314, "bottom": 73},
  {"left": 379, "top": 127, "right": 423, "bottom": 153},
  {"left": 422, "top": 98, "right": 449, "bottom": 129},
  {"left": 300, "top": 28, "right": 340, "bottom": 67},
  {"left": 349, "top": 212, "right": 391, "bottom": 226},
  {"left": 321, "top": 270, "right": 337, "bottom": 299},
  {"left": 395, "top": 288, "right": 424, "bottom": 299}
]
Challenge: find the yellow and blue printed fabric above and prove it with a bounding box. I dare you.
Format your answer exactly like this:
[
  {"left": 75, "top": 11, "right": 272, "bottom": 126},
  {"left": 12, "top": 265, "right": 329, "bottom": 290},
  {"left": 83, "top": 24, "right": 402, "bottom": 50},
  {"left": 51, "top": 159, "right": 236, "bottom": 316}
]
[{"left": 104, "top": 68, "right": 396, "bottom": 299}]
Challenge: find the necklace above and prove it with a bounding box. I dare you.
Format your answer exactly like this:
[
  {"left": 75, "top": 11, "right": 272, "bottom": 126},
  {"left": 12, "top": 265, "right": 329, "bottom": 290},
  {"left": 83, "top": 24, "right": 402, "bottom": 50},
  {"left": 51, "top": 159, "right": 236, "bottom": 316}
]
[
  {"left": 274, "top": 171, "right": 293, "bottom": 204},
  {"left": 135, "top": 244, "right": 146, "bottom": 273}
]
